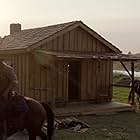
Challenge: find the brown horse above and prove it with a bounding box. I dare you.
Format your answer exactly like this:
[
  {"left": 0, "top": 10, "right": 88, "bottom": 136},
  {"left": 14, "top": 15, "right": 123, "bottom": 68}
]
[{"left": 0, "top": 96, "right": 54, "bottom": 140}]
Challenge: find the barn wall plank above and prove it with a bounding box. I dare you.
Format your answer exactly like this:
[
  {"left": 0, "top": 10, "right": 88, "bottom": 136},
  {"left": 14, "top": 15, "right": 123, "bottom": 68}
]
[
  {"left": 77, "top": 27, "right": 82, "bottom": 51},
  {"left": 46, "top": 67, "right": 52, "bottom": 103},
  {"left": 87, "top": 61, "right": 92, "bottom": 99},
  {"left": 74, "top": 28, "right": 78, "bottom": 51},
  {"left": 57, "top": 61, "right": 64, "bottom": 99},
  {"left": 63, "top": 62, "right": 69, "bottom": 101},
  {"left": 40, "top": 67, "right": 47, "bottom": 102},
  {"left": 63, "top": 32, "right": 70, "bottom": 51},
  {"left": 53, "top": 38, "right": 58, "bottom": 51},
  {"left": 81, "top": 60, "right": 87, "bottom": 100},
  {"left": 25, "top": 54, "right": 30, "bottom": 97},
  {"left": 109, "top": 60, "right": 113, "bottom": 100},
  {"left": 87, "top": 35, "right": 93, "bottom": 52},
  {"left": 58, "top": 36, "right": 64, "bottom": 51},
  {"left": 92, "top": 60, "right": 97, "bottom": 99},
  {"left": 28, "top": 54, "right": 36, "bottom": 98},
  {"left": 69, "top": 30, "right": 75, "bottom": 51}
]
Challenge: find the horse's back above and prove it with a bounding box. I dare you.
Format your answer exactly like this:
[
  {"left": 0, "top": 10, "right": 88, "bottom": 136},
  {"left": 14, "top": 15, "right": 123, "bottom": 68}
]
[{"left": 24, "top": 97, "right": 46, "bottom": 129}]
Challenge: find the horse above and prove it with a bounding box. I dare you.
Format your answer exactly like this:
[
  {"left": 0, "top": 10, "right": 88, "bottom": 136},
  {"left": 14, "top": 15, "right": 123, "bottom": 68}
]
[
  {"left": 0, "top": 95, "right": 54, "bottom": 140},
  {"left": 128, "top": 79, "right": 140, "bottom": 107}
]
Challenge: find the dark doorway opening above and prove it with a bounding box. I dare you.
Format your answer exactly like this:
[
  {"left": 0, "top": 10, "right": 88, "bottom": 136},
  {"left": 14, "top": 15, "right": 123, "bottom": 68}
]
[{"left": 68, "top": 61, "right": 81, "bottom": 101}]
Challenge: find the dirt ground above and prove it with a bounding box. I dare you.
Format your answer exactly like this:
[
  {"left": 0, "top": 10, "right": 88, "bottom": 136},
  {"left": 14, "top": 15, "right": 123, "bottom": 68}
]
[
  {"left": 54, "top": 111, "right": 140, "bottom": 140},
  {"left": 8, "top": 111, "right": 140, "bottom": 140}
]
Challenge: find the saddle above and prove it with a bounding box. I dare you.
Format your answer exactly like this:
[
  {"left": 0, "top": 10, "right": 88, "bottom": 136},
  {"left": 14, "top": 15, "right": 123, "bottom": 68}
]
[
  {"left": 6, "top": 94, "right": 29, "bottom": 133},
  {"left": 8, "top": 94, "right": 29, "bottom": 117}
]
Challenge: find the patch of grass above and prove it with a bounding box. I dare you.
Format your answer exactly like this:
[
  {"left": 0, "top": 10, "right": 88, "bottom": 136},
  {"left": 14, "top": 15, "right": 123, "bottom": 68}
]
[{"left": 113, "top": 87, "right": 130, "bottom": 103}]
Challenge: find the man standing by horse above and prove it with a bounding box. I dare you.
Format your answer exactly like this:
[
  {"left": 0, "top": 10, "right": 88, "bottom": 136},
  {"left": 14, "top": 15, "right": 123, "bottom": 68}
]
[{"left": 0, "top": 59, "right": 29, "bottom": 133}]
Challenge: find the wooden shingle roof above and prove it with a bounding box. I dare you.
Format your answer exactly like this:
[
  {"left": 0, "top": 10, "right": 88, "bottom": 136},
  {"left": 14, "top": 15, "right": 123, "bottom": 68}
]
[
  {"left": 0, "top": 21, "right": 76, "bottom": 50},
  {"left": 0, "top": 21, "right": 121, "bottom": 53}
]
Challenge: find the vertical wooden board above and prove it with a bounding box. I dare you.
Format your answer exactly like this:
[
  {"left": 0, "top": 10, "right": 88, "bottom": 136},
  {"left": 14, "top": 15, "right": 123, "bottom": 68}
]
[
  {"left": 18, "top": 55, "right": 22, "bottom": 95},
  {"left": 87, "top": 35, "right": 93, "bottom": 52},
  {"left": 63, "top": 62, "right": 68, "bottom": 101},
  {"left": 92, "top": 60, "right": 96, "bottom": 99},
  {"left": 15, "top": 55, "right": 19, "bottom": 93},
  {"left": 103, "top": 60, "right": 107, "bottom": 95},
  {"left": 43, "top": 44, "right": 48, "bottom": 50},
  {"left": 74, "top": 28, "right": 78, "bottom": 51},
  {"left": 40, "top": 67, "right": 47, "bottom": 102},
  {"left": 58, "top": 36, "right": 64, "bottom": 51},
  {"left": 15, "top": 55, "right": 19, "bottom": 77},
  {"left": 92, "top": 38, "right": 96, "bottom": 52},
  {"left": 77, "top": 27, "right": 82, "bottom": 51},
  {"left": 34, "top": 63, "right": 41, "bottom": 101},
  {"left": 96, "top": 41, "right": 102, "bottom": 53},
  {"left": 96, "top": 60, "right": 101, "bottom": 98},
  {"left": 25, "top": 54, "right": 30, "bottom": 98},
  {"left": 87, "top": 61, "right": 92, "bottom": 99},
  {"left": 82, "top": 31, "right": 88, "bottom": 52},
  {"left": 100, "top": 61, "right": 104, "bottom": 92},
  {"left": 57, "top": 61, "right": 63, "bottom": 99},
  {"left": 45, "top": 44, "right": 48, "bottom": 50},
  {"left": 100, "top": 60, "right": 106, "bottom": 96},
  {"left": 46, "top": 68, "right": 52, "bottom": 102},
  {"left": 52, "top": 38, "right": 58, "bottom": 51},
  {"left": 81, "top": 61, "right": 87, "bottom": 100},
  {"left": 22, "top": 55, "right": 26, "bottom": 96},
  {"left": 46, "top": 40, "right": 53, "bottom": 51},
  {"left": 53, "top": 61, "right": 58, "bottom": 100},
  {"left": 69, "top": 30, "right": 75, "bottom": 51},
  {"left": 28, "top": 55, "right": 36, "bottom": 98},
  {"left": 63, "top": 32, "right": 70, "bottom": 51},
  {"left": 106, "top": 60, "right": 110, "bottom": 97},
  {"left": 101, "top": 44, "right": 107, "bottom": 53},
  {"left": 51, "top": 60, "right": 58, "bottom": 104},
  {"left": 109, "top": 60, "right": 113, "bottom": 99}
]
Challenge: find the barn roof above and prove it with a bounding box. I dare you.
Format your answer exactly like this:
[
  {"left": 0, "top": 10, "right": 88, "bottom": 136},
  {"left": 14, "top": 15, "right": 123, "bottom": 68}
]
[{"left": 0, "top": 21, "right": 121, "bottom": 53}]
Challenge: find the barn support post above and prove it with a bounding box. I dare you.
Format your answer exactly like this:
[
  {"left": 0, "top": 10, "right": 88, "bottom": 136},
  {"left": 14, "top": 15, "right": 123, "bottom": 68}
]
[
  {"left": 120, "top": 61, "right": 132, "bottom": 79},
  {"left": 131, "top": 61, "right": 135, "bottom": 105}
]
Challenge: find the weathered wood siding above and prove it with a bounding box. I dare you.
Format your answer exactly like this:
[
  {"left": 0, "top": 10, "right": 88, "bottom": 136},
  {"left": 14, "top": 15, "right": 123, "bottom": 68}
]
[
  {"left": 0, "top": 54, "right": 30, "bottom": 97},
  {"left": 80, "top": 59, "right": 113, "bottom": 102},
  {"left": 0, "top": 26, "right": 115, "bottom": 104},
  {"left": 35, "top": 27, "right": 114, "bottom": 103},
  {"left": 39, "top": 27, "right": 113, "bottom": 53}
]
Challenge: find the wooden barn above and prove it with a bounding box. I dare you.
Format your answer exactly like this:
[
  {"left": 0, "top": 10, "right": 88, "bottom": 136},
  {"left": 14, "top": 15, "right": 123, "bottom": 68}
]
[{"left": 0, "top": 21, "right": 122, "bottom": 107}]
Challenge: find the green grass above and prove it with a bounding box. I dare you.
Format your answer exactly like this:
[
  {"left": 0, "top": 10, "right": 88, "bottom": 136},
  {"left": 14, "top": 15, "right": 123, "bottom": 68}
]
[{"left": 113, "top": 87, "right": 130, "bottom": 103}]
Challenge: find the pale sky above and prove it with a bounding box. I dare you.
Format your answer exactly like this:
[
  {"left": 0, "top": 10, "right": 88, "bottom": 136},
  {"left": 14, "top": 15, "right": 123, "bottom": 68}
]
[{"left": 0, "top": 0, "right": 140, "bottom": 53}]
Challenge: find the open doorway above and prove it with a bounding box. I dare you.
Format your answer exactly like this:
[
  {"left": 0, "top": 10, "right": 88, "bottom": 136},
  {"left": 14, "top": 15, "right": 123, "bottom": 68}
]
[{"left": 68, "top": 61, "right": 81, "bottom": 101}]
